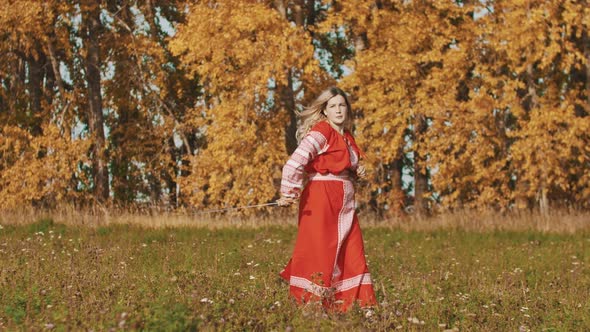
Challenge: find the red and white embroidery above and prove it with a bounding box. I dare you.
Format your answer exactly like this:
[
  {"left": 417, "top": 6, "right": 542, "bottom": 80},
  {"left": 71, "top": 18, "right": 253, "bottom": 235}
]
[
  {"left": 332, "top": 273, "right": 372, "bottom": 292},
  {"left": 280, "top": 131, "right": 328, "bottom": 198},
  {"left": 289, "top": 273, "right": 373, "bottom": 296}
]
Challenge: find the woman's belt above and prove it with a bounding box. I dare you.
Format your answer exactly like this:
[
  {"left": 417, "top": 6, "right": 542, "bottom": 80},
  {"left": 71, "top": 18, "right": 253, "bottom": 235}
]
[{"left": 308, "top": 171, "right": 351, "bottom": 182}]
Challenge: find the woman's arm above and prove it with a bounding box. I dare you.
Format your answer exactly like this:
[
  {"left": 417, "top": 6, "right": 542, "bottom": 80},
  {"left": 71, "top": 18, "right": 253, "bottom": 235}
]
[{"left": 280, "top": 130, "right": 328, "bottom": 200}]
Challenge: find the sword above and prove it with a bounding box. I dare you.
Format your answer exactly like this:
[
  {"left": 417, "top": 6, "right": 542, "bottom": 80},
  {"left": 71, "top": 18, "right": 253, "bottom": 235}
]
[{"left": 193, "top": 202, "right": 280, "bottom": 215}]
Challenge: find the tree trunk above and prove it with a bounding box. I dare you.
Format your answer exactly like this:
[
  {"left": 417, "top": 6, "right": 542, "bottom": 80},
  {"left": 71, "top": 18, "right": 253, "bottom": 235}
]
[
  {"left": 283, "top": 71, "right": 299, "bottom": 154},
  {"left": 355, "top": 32, "right": 368, "bottom": 52},
  {"left": 28, "top": 46, "right": 44, "bottom": 136},
  {"left": 148, "top": 173, "right": 161, "bottom": 205},
  {"left": 84, "top": 3, "right": 109, "bottom": 203},
  {"left": 527, "top": 63, "right": 548, "bottom": 214},
  {"left": 306, "top": 0, "right": 317, "bottom": 27},
  {"left": 514, "top": 64, "right": 539, "bottom": 211},
  {"left": 162, "top": 138, "right": 180, "bottom": 209},
  {"left": 274, "top": 0, "right": 286, "bottom": 18},
  {"left": 273, "top": 1, "right": 300, "bottom": 154},
  {"left": 414, "top": 114, "right": 429, "bottom": 215},
  {"left": 389, "top": 156, "right": 405, "bottom": 215},
  {"left": 293, "top": 0, "right": 304, "bottom": 27},
  {"left": 585, "top": 32, "right": 590, "bottom": 113},
  {"left": 46, "top": 31, "right": 70, "bottom": 130}
]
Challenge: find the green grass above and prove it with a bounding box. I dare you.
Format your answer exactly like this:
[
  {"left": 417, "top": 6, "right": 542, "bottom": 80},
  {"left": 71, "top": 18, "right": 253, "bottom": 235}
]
[{"left": 0, "top": 219, "right": 589, "bottom": 330}]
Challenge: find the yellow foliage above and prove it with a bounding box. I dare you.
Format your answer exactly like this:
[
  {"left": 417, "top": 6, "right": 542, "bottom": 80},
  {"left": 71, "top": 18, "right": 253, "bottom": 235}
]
[
  {"left": 335, "top": 0, "right": 589, "bottom": 211},
  {"left": 0, "top": 125, "right": 91, "bottom": 209},
  {"left": 0, "top": 0, "right": 588, "bottom": 213},
  {"left": 170, "top": 1, "right": 321, "bottom": 211}
]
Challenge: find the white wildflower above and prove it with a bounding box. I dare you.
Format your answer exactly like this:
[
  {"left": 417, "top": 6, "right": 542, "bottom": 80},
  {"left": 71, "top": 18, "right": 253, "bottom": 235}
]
[{"left": 408, "top": 317, "right": 422, "bottom": 325}]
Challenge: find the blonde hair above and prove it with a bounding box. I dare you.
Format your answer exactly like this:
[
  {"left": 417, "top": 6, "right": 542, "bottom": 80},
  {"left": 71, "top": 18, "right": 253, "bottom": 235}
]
[{"left": 296, "top": 86, "right": 353, "bottom": 142}]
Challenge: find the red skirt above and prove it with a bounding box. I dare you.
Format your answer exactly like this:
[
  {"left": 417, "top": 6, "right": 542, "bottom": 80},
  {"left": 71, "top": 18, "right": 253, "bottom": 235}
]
[{"left": 280, "top": 173, "right": 376, "bottom": 311}]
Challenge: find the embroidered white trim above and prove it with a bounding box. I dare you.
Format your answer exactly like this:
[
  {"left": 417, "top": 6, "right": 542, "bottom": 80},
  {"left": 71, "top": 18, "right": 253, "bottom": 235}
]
[
  {"left": 333, "top": 264, "right": 341, "bottom": 279},
  {"left": 290, "top": 276, "right": 328, "bottom": 297},
  {"left": 334, "top": 180, "right": 355, "bottom": 281},
  {"left": 289, "top": 273, "right": 372, "bottom": 296},
  {"left": 332, "top": 273, "right": 372, "bottom": 292},
  {"left": 348, "top": 145, "right": 359, "bottom": 170},
  {"left": 280, "top": 179, "right": 300, "bottom": 188},
  {"left": 307, "top": 172, "right": 351, "bottom": 181}
]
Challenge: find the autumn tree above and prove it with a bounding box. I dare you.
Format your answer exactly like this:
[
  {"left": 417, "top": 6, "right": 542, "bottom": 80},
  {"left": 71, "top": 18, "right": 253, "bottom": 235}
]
[
  {"left": 0, "top": 1, "right": 91, "bottom": 208},
  {"left": 0, "top": 1, "right": 48, "bottom": 132},
  {"left": 170, "top": 0, "right": 329, "bottom": 210},
  {"left": 99, "top": 1, "right": 199, "bottom": 207},
  {"left": 484, "top": 0, "right": 590, "bottom": 211},
  {"left": 321, "top": 0, "right": 589, "bottom": 212},
  {"left": 320, "top": 1, "right": 480, "bottom": 214},
  {"left": 1, "top": 0, "right": 588, "bottom": 214},
  {"left": 0, "top": 1, "right": 197, "bottom": 209}
]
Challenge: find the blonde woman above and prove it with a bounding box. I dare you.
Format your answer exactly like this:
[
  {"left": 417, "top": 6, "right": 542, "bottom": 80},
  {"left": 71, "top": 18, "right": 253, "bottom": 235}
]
[{"left": 277, "top": 87, "right": 376, "bottom": 311}]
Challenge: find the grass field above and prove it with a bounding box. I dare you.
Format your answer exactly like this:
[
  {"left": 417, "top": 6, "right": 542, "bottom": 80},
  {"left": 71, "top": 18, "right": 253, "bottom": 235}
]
[{"left": 1, "top": 213, "right": 589, "bottom": 331}]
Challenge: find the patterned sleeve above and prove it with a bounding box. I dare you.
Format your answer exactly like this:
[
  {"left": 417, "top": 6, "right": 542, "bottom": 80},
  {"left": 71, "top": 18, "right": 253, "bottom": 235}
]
[{"left": 280, "top": 130, "right": 328, "bottom": 198}]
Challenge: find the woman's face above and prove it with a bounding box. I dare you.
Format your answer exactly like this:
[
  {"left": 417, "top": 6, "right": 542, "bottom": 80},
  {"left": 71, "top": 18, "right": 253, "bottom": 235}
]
[{"left": 324, "top": 94, "right": 347, "bottom": 128}]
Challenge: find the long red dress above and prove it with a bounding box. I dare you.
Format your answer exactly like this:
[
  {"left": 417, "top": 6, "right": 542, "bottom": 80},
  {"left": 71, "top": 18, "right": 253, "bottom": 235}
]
[{"left": 279, "top": 120, "right": 376, "bottom": 311}]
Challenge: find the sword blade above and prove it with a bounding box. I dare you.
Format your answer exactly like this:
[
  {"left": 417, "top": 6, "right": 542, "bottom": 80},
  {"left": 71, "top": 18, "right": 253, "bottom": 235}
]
[{"left": 194, "top": 202, "right": 279, "bottom": 215}]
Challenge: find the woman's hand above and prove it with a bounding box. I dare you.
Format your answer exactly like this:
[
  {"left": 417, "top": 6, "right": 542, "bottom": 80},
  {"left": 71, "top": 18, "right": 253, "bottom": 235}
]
[
  {"left": 356, "top": 164, "right": 367, "bottom": 179},
  {"left": 277, "top": 196, "right": 297, "bottom": 207}
]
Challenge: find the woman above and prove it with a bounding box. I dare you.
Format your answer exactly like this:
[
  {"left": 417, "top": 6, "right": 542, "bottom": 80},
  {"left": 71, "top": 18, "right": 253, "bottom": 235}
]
[{"left": 277, "top": 86, "right": 376, "bottom": 312}]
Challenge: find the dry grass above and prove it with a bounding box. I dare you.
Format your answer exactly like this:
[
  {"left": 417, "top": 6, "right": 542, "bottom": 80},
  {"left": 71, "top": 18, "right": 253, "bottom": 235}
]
[
  {"left": 1, "top": 206, "right": 589, "bottom": 233},
  {"left": 1, "top": 206, "right": 589, "bottom": 330},
  {"left": 0, "top": 205, "right": 294, "bottom": 229},
  {"left": 368, "top": 209, "right": 590, "bottom": 234},
  {"left": 1, "top": 216, "right": 589, "bottom": 330}
]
